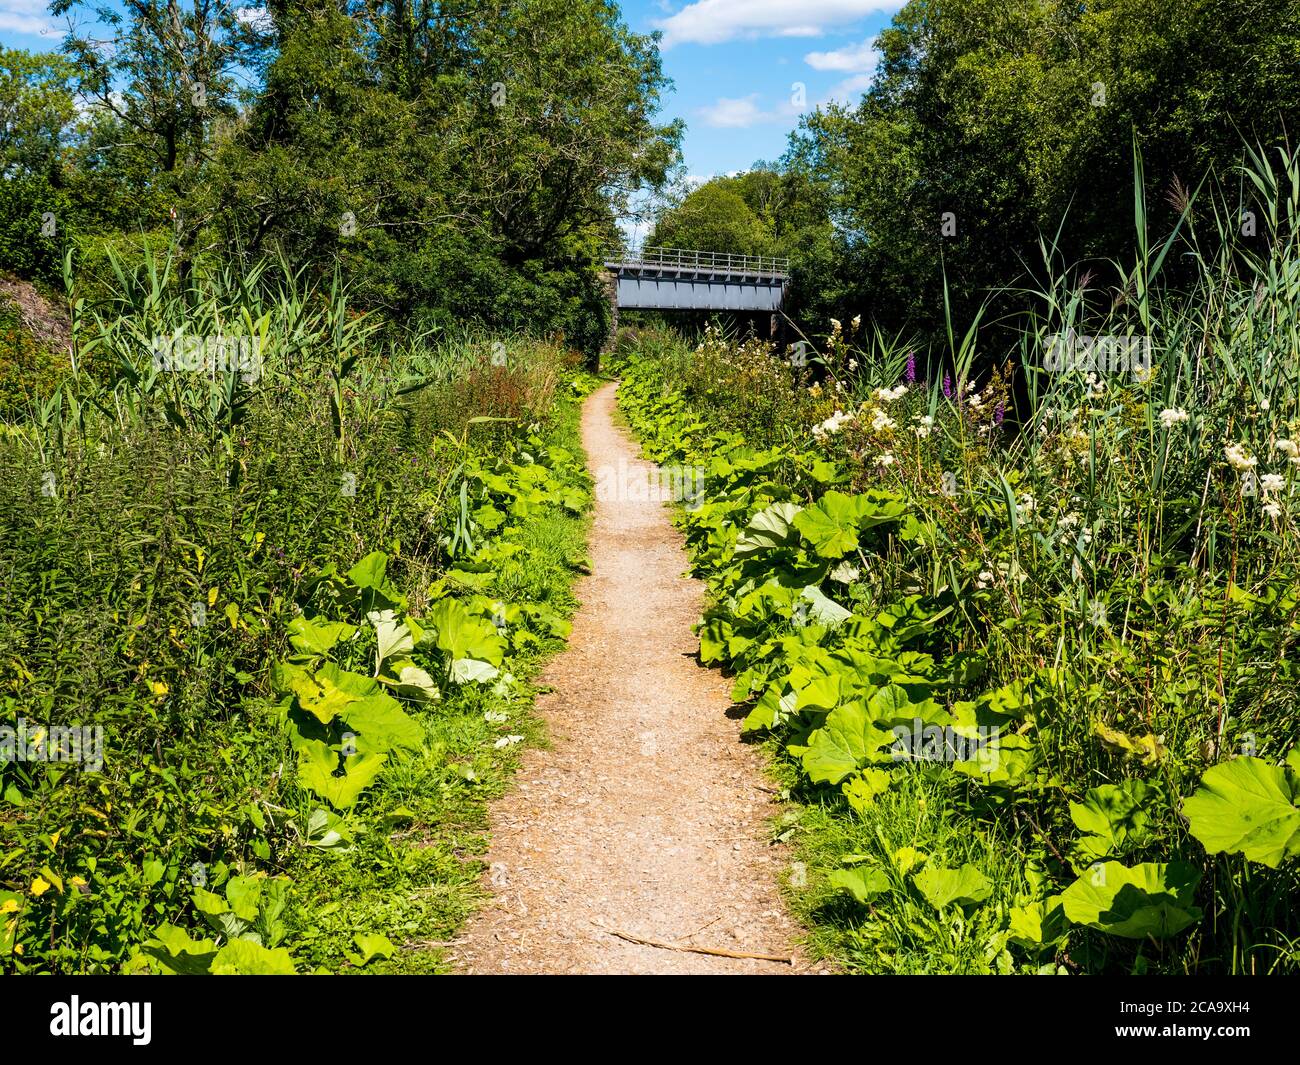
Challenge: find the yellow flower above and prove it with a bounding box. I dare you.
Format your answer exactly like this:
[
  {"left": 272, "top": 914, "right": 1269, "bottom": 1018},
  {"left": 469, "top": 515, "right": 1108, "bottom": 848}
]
[
  {"left": 30, "top": 876, "right": 51, "bottom": 896},
  {"left": 148, "top": 680, "right": 169, "bottom": 697},
  {"left": 1, "top": 899, "right": 18, "bottom": 914}
]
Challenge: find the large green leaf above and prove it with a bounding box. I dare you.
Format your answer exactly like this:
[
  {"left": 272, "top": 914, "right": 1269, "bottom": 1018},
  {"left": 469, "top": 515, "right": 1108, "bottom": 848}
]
[
  {"left": 209, "top": 938, "right": 297, "bottom": 975},
  {"left": 734, "top": 501, "right": 802, "bottom": 558},
  {"left": 793, "top": 491, "right": 875, "bottom": 558},
  {"left": 297, "top": 740, "right": 388, "bottom": 810},
  {"left": 428, "top": 598, "right": 505, "bottom": 667},
  {"left": 1070, "top": 780, "right": 1154, "bottom": 860},
  {"left": 802, "top": 700, "right": 893, "bottom": 784},
  {"left": 139, "top": 924, "right": 219, "bottom": 975},
  {"left": 1182, "top": 756, "right": 1300, "bottom": 868},
  {"left": 1060, "top": 861, "right": 1201, "bottom": 939},
  {"left": 799, "top": 584, "right": 852, "bottom": 626},
  {"left": 347, "top": 551, "right": 389, "bottom": 590},
  {"left": 287, "top": 616, "right": 356, "bottom": 657},
  {"left": 341, "top": 692, "right": 424, "bottom": 753},
  {"left": 369, "top": 609, "right": 414, "bottom": 667},
  {"left": 828, "top": 866, "right": 891, "bottom": 905},
  {"left": 913, "top": 864, "right": 993, "bottom": 909},
  {"left": 287, "top": 667, "right": 364, "bottom": 725}
]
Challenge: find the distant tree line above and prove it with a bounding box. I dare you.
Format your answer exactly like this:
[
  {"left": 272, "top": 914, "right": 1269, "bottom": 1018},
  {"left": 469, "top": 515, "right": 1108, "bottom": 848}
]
[
  {"left": 2, "top": 0, "right": 681, "bottom": 353},
  {"left": 651, "top": 0, "right": 1300, "bottom": 346}
]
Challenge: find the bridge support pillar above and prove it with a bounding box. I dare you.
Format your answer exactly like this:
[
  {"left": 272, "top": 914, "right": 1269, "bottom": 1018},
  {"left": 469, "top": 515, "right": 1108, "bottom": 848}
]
[{"left": 599, "top": 269, "right": 618, "bottom": 369}]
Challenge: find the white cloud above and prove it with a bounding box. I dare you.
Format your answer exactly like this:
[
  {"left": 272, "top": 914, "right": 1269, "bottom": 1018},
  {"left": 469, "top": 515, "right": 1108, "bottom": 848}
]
[
  {"left": 697, "top": 94, "right": 789, "bottom": 129},
  {"left": 656, "top": 0, "right": 900, "bottom": 48},
  {"left": 804, "top": 38, "right": 880, "bottom": 73},
  {"left": 823, "top": 72, "right": 877, "bottom": 105},
  {"left": 0, "top": 0, "right": 58, "bottom": 36}
]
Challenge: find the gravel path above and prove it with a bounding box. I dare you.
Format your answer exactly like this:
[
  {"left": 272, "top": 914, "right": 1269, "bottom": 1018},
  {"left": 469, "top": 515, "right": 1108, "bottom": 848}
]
[{"left": 456, "top": 381, "right": 810, "bottom": 975}]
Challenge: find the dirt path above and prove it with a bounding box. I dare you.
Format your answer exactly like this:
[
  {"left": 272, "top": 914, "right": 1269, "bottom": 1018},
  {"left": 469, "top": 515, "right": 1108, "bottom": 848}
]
[{"left": 456, "top": 382, "right": 810, "bottom": 975}]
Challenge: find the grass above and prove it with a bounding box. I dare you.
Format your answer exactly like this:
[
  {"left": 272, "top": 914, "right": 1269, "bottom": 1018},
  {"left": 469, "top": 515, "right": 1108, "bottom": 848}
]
[
  {"left": 274, "top": 387, "right": 594, "bottom": 974},
  {"left": 608, "top": 143, "right": 1300, "bottom": 976}
]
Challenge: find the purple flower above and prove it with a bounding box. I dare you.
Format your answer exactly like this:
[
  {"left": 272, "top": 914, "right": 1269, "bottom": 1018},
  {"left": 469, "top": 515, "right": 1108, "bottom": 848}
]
[
  {"left": 994, "top": 402, "right": 1005, "bottom": 425},
  {"left": 905, "top": 352, "right": 917, "bottom": 383},
  {"left": 942, "top": 373, "right": 952, "bottom": 399}
]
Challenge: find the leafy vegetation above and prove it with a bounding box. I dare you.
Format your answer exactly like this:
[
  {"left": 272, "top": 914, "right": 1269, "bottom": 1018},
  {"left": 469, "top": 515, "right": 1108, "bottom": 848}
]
[
  {"left": 612, "top": 143, "right": 1300, "bottom": 975},
  {"left": 0, "top": 247, "right": 596, "bottom": 973}
]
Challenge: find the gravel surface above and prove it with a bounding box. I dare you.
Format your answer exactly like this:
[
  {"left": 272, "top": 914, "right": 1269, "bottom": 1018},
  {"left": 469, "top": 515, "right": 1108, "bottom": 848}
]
[{"left": 456, "top": 382, "right": 811, "bottom": 975}]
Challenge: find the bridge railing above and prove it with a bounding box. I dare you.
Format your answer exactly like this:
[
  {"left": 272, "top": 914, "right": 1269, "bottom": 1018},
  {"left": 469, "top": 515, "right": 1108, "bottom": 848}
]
[{"left": 608, "top": 247, "right": 790, "bottom": 277}]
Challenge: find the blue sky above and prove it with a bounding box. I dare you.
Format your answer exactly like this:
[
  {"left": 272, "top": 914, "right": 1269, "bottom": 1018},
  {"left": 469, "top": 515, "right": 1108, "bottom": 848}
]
[
  {"left": 2, "top": 0, "right": 904, "bottom": 192},
  {"left": 622, "top": 1, "right": 902, "bottom": 179}
]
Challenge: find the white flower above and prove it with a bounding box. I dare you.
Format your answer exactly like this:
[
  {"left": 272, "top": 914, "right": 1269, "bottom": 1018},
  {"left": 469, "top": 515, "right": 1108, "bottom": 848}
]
[
  {"left": 875, "top": 453, "right": 896, "bottom": 467},
  {"left": 975, "top": 570, "right": 994, "bottom": 589},
  {"left": 1274, "top": 439, "right": 1300, "bottom": 467},
  {"left": 1059, "top": 511, "right": 1081, "bottom": 528},
  {"left": 1158, "top": 407, "right": 1189, "bottom": 429},
  {"left": 494, "top": 735, "right": 525, "bottom": 749},
  {"left": 851, "top": 315, "right": 861, "bottom": 330},
  {"left": 830, "top": 318, "right": 842, "bottom": 333},
  {"left": 873, "top": 385, "right": 908, "bottom": 402},
  {"left": 1224, "top": 443, "right": 1257, "bottom": 471},
  {"left": 1263, "top": 501, "right": 1282, "bottom": 520},
  {"left": 1260, "top": 397, "right": 1270, "bottom": 411},
  {"left": 1260, "top": 473, "right": 1286, "bottom": 494},
  {"left": 870, "top": 409, "right": 895, "bottom": 432},
  {"left": 1018, "top": 492, "right": 1037, "bottom": 515},
  {"left": 847, "top": 358, "right": 858, "bottom": 371},
  {"left": 814, "top": 409, "right": 855, "bottom": 439}
]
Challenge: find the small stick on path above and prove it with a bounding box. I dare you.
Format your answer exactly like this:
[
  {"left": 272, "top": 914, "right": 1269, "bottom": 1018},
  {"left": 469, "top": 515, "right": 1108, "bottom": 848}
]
[{"left": 594, "top": 923, "right": 793, "bottom": 964}]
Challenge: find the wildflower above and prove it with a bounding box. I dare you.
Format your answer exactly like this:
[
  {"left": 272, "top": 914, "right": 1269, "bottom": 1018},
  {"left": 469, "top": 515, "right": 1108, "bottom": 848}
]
[
  {"left": 876, "top": 453, "right": 896, "bottom": 467},
  {"left": 943, "top": 374, "right": 953, "bottom": 399},
  {"left": 830, "top": 318, "right": 842, "bottom": 334},
  {"left": 851, "top": 315, "right": 862, "bottom": 330},
  {"left": 1224, "top": 443, "right": 1256, "bottom": 471},
  {"left": 1159, "top": 407, "right": 1189, "bottom": 429},
  {"left": 870, "top": 409, "right": 895, "bottom": 432},
  {"left": 905, "top": 352, "right": 917, "bottom": 383},
  {"left": 1260, "top": 473, "right": 1286, "bottom": 494},
  {"left": 1274, "top": 439, "right": 1300, "bottom": 467},
  {"left": 1018, "top": 492, "right": 1037, "bottom": 515},
  {"left": 814, "top": 409, "right": 855, "bottom": 439},
  {"left": 994, "top": 402, "right": 1005, "bottom": 425},
  {"left": 975, "top": 571, "right": 994, "bottom": 589},
  {"left": 1260, "top": 397, "right": 1270, "bottom": 411},
  {"left": 874, "top": 385, "right": 907, "bottom": 402},
  {"left": 1263, "top": 501, "right": 1283, "bottom": 520}
]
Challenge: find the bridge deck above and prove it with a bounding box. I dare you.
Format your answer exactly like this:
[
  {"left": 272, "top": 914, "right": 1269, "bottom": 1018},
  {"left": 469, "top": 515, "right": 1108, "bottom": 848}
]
[{"left": 604, "top": 248, "right": 789, "bottom": 311}]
